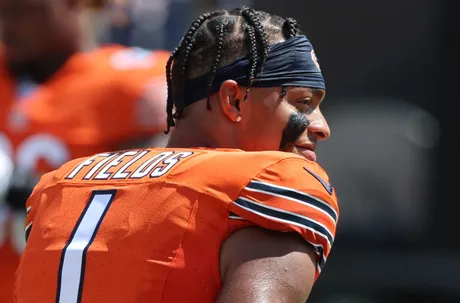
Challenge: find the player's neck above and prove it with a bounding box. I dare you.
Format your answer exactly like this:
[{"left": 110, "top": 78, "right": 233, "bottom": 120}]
[
  {"left": 167, "top": 126, "right": 234, "bottom": 149},
  {"left": 167, "top": 112, "right": 240, "bottom": 149},
  {"left": 166, "top": 132, "right": 214, "bottom": 149}
]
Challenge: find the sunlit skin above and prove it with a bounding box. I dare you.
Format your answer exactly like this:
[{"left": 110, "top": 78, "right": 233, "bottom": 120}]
[
  {"left": 167, "top": 80, "right": 330, "bottom": 303},
  {"left": 167, "top": 80, "right": 330, "bottom": 162}
]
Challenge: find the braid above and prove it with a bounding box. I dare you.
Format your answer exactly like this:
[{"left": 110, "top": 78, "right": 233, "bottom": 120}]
[
  {"left": 180, "top": 13, "right": 213, "bottom": 72},
  {"left": 206, "top": 23, "right": 225, "bottom": 110},
  {"left": 241, "top": 8, "right": 270, "bottom": 66},
  {"left": 181, "top": 13, "right": 211, "bottom": 82},
  {"left": 173, "top": 37, "right": 196, "bottom": 120},
  {"left": 165, "top": 12, "right": 219, "bottom": 133},
  {"left": 240, "top": 7, "right": 270, "bottom": 101},
  {"left": 179, "top": 12, "right": 222, "bottom": 74},
  {"left": 244, "top": 25, "right": 258, "bottom": 101},
  {"left": 165, "top": 45, "right": 183, "bottom": 134},
  {"left": 283, "top": 17, "right": 298, "bottom": 38}
]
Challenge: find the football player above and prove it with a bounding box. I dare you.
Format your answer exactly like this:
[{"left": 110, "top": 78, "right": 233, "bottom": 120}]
[
  {"left": 0, "top": 0, "right": 168, "bottom": 301},
  {"left": 15, "top": 7, "right": 338, "bottom": 303}
]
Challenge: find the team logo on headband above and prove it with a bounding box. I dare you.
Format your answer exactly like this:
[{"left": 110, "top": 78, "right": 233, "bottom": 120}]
[{"left": 311, "top": 50, "right": 321, "bottom": 71}]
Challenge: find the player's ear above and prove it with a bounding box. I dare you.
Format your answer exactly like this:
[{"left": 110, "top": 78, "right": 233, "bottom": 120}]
[{"left": 218, "top": 80, "right": 243, "bottom": 123}]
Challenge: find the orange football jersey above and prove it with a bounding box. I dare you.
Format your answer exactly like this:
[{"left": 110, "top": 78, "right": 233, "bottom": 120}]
[
  {"left": 0, "top": 46, "right": 169, "bottom": 303},
  {"left": 15, "top": 148, "right": 339, "bottom": 303}
]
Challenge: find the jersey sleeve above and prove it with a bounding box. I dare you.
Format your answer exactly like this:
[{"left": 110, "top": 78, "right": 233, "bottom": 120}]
[
  {"left": 24, "top": 171, "right": 55, "bottom": 242},
  {"left": 101, "top": 49, "right": 170, "bottom": 143},
  {"left": 228, "top": 157, "right": 339, "bottom": 277}
]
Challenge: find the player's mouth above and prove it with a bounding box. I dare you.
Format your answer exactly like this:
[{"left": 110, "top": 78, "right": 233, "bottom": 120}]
[{"left": 295, "top": 143, "right": 317, "bottom": 162}]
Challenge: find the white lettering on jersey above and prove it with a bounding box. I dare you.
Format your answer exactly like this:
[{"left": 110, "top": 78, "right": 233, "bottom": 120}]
[
  {"left": 84, "top": 154, "right": 119, "bottom": 180},
  {"left": 112, "top": 150, "right": 149, "bottom": 179},
  {"left": 94, "top": 151, "right": 139, "bottom": 180},
  {"left": 150, "top": 152, "right": 193, "bottom": 177},
  {"left": 66, "top": 153, "right": 112, "bottom": 180},
  {"left": 64, "top": 150, "right": 195, "bottom": 181},
  {"left": 130, "top": 151, "right": 173, "bottom": 179}
]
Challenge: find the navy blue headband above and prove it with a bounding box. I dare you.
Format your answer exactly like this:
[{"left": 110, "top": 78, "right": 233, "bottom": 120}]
[{"left": 183, "top": 35, "right": 325, "bottom": 106}]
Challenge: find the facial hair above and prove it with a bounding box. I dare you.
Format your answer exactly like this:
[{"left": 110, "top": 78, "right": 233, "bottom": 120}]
[{"left": 279, "top": 112, "right": 310, "bottom": 151}]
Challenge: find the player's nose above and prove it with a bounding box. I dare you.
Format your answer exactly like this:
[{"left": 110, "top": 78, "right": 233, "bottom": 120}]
[{"left": 307, "top": 111, "right": 331, "bottom": 141}]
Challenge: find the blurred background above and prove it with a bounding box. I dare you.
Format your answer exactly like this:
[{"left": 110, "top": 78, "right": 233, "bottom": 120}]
[{"left": 2, "top": 0, "right": 460, "bottom": 302}]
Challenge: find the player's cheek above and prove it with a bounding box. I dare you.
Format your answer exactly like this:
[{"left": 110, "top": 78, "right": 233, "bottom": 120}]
[
  {"left": 244, "top": 103, "right": 287, "bottom": 150},
  {"left": 239, "top": 119, "right": 273, "bottom": 151},
  {"left": 259, "top": 119, "right": 286, "bottom": 150}
]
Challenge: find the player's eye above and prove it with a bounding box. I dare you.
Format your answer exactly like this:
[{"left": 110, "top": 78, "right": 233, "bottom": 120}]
[
  {"left": 298, "top": 98, "right": 313, "bottom": 106},
  {"left": 296, "top": 98, "right": 313, "bottom": 113}
]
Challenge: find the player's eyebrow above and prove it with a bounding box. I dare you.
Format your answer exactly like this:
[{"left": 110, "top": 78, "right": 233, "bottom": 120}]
[{"left": 285, "top": 87, "right": 326, "bottom": 103}]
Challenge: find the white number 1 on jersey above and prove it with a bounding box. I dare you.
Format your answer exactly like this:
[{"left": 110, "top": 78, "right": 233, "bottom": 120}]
[{"left": 56, "top": 190, "right": 117, "bottom": 303}]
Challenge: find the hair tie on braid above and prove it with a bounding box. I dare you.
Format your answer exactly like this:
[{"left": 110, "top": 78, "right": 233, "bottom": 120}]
[{"left": 206, "top": 23, "right": 225, "bottom": 110}]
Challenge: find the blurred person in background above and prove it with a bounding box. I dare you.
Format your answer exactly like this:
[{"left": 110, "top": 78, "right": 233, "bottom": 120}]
[{"left": 0, "top": 0, "right": 170, "bottom": 301}]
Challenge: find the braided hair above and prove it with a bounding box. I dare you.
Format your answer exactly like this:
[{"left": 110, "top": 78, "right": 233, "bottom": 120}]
[{"left": 165, "top": 7, "right": 303, "bottom": 134}]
